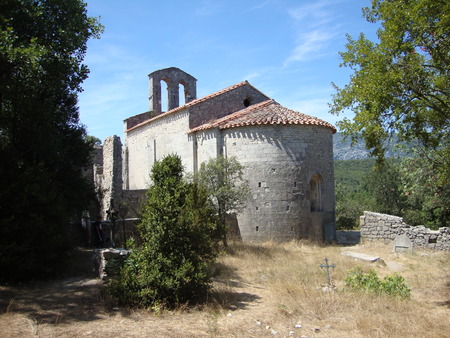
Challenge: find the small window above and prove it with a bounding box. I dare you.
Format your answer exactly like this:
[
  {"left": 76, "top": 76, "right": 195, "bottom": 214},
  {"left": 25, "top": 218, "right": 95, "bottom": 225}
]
[
  {"left": 256, "top": 206, "right": 259, "bottom": 211},
  {"left": 258, "top": 182, "right": 262, "bottom": 187},
  {"left": 310, "top": 174, "right": 323, "bottom": 212},
  {"left": 243, "top": 98, "right": 251, "bottom": 107},
  {"left": 286, "top": 206, "right": 290, "bottom": 211},
  {"left": 256, "top": 226, "right": 259, "bottom": 232}
]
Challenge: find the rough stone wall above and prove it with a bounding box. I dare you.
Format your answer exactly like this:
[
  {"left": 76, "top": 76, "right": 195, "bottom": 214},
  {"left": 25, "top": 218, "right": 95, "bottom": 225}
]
[
  {"left": 360, "top": 211, "right": 450, "bottom": 250},
  {"left": 221, "top": 125, "right": 335, "bottom": 242},
  {"left": 96, "top": 136, "right": 123, "bottom": 218},
  {"left": 124, "top": 111, "right": 155, "bottom": 130},
  {"left": 149, "top": 67, "right": 197, "bottom": 114},
  {"left": 125, "top": 110, "right": 192, "bottom": 189},
  {"left": 188, "top": 84, "right": 269, "bottom": 129},
  {"left": 193, "top": 129, "right": 221, "bottom": 170}
]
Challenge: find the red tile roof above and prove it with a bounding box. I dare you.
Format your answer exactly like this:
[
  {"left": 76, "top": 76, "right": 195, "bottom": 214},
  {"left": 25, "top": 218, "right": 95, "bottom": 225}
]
[
  {"left": 126, "top": 81, "right": 252, "bottom": 133},
  {"left": 189, "top": 99, "right": 337, "bottom": 133}
]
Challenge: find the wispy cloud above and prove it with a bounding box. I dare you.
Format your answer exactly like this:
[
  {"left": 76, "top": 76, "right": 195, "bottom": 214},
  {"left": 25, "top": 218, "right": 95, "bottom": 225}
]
[
  {"left": 285, "top": 0, "right": 344, "bottom": 64},
  {"left": 288, "top": 0, "right": 335, "bottom": 27},
  {"left": 194, "top": 0, "right": 224, "bottom": 16},
  {"left": 285, "top": 30, "right": 337, "bottom": 64}
]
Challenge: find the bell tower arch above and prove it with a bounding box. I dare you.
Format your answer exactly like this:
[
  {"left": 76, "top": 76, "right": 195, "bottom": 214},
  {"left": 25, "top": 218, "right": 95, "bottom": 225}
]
[{"left": 148, "top": 67, "right": 197, "bottom": 114}]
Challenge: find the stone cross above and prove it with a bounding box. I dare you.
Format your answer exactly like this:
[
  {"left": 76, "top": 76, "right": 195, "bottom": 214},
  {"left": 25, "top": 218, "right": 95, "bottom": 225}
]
[{"left": 320, "top": 257, "right": 335, "bottom": 286}]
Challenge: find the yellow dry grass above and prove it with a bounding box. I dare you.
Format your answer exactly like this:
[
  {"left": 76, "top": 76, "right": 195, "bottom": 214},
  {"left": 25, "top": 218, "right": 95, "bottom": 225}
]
[{"left": 0, "top": 240, "right": 448, "bottom": 337}]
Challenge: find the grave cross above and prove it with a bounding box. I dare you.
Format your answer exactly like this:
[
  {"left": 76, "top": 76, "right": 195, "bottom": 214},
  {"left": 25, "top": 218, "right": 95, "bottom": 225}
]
[{"left": 320, "top": 257, "right": 335, "bottom": 286}]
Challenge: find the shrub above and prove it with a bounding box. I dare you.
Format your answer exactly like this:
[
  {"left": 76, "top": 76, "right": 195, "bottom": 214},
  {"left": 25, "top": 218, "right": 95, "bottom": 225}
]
[
  {"left": 345, "top": 266, "right": 411, "bottom": 299},
  {"left": 107, "top": 155, "right": 220, "bottom": 308}
]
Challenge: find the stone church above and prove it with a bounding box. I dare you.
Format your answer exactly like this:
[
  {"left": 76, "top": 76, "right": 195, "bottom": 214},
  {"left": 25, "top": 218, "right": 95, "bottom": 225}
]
[{"left": 94, "top": 67, "right": 336, "bottom": 242}]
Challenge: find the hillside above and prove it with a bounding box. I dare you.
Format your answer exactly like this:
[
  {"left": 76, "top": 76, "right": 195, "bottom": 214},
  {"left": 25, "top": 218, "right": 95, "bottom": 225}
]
[
  {"left": 334, "top": 159, "right": 375, "bottom": 194},
  {"left": 333, "top": 133, "right": 407, "bottom": 160}
]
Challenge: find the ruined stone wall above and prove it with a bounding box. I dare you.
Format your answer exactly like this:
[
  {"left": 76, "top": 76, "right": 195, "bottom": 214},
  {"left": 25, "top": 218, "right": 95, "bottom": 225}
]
[
  {"left": 360, "top": 211, "right": 450, "bottom": 250},
  {"left": 221, "top": 125, "right": 335, "bottom": 242},
  {"left": 96, "top": 136, "right": 123, "bottom": 218},
  {"left": 188, "top": 84, "right": 269, "bottom": 129}
]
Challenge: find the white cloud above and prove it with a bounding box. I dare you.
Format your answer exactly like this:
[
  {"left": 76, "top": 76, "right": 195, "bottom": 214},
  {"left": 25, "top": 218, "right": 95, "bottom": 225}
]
[
  {"left": 285, "top": 0, "right": 345, "bottom": 64},
  {"left": 285, "top": 30, "right": 337, "bottom": 64},
  {"left": 289, "top": 2, "right": 330, "bottom": 25}
]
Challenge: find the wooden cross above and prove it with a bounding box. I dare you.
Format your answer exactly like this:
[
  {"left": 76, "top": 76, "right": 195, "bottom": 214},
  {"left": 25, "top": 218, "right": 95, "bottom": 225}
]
[{"left": 320, "top": 257, "right": 335, "bottom": 286}]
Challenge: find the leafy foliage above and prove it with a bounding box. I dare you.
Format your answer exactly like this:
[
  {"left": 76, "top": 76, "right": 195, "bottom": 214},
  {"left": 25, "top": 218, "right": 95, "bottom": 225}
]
[
  {"left": 335, "top": 156, "right": 449, "bottom": 229},
  {"left": 108, "top": 155, "right": 220, "bottom": 308},
  {"left": 334, "top": 159, "right": 376, "bottom": 229},
  {"left": 345, "top": 266, "right": 411, "bottom": 299},
  {"left": 365, "top": 159, "right": 406, "bottom": 216},
  {"left": 330, "top": 0, "right": 449, "bottom": 179},
  {"left": 195, "top": 156, "right": 250, "bottom": 247},
  {"left": 330, "top": 0, "right": 449, "bottom": 229},
  {"left": 401, "top": 150, "right": 450, "bottom": 228},
  {"left": 0, "top": 0, "right": 102, "bottom": 282}
]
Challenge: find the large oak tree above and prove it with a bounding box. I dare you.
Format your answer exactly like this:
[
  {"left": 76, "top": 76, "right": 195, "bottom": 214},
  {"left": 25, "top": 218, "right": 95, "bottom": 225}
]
[{"left": 330, "top": 0, "right": 449, "bottom": 162}]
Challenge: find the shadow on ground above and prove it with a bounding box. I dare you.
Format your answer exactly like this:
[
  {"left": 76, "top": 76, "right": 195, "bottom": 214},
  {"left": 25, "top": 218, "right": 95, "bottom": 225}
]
[
  {"left": 0, "top": 246, "right": 263, "bottom": 325},
  {"left": 0, "top": 247, "right": 109, "bottom": 325},
  {"left": 336, "top": 231, "right": 361, "bottom": 245},
  {"left": 0, "top": 277, "right": 106, "bottom": 324}
]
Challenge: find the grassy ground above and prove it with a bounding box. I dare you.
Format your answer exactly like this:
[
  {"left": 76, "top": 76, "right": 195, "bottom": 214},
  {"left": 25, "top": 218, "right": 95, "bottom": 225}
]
[{"left": 0, "top": 240, "right": 448, "bottom": 337}]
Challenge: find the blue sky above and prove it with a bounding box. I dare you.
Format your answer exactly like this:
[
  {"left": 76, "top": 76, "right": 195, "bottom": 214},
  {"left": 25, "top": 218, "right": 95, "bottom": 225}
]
[{"left": 79, "top": 0, "right": 379, "bottom": 142}]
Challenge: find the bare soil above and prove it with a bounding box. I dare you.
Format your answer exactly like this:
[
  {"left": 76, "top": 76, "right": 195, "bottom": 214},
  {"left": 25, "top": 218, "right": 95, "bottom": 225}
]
[{"left": 0, "top": 239, "right": 448, "bottom": 337}]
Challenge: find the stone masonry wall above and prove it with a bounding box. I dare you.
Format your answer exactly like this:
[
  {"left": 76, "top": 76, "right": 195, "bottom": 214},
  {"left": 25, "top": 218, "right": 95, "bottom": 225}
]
[
  {"left": 223, "top": 124, "right": 335, "bottom": 242},
  {"left": 360, "top": 211, "right": 450, "bottom": 250},
  {"left": 188, "top": 84, "right": 269, "bottom": 129},
  {"left": 125, "top": 110, "right": 191, "bottom": 189},
  {"left": 95, "top": 136, "right": 123, "bottom": 218}
]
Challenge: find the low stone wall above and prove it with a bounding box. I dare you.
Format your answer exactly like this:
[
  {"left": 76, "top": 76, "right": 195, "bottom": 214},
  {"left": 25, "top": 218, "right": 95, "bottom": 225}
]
[
  {"left": 93, "top": 248, "right": 130, "bottom": 280},
  {"left": 360, "top": 211, "right": 449, "bottom": 251}
]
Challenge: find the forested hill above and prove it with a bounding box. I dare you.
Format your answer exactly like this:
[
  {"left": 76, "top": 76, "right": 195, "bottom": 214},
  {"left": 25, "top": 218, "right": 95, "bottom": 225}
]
[{"left": 333, "top": 133, "right": 407, "bottom": 160}]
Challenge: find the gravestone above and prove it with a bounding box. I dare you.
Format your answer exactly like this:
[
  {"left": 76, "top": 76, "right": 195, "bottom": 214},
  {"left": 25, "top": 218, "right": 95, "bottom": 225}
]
[
  {"left": 341, "top": 251, "right": 383, "bottom": 263},
  {"left": 392, "top": 234, "right": 413, "bottom": 253}
]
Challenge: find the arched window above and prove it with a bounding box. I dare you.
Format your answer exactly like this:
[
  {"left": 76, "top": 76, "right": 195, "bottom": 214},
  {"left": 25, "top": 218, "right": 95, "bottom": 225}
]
[
  {"left": 310, "top": 174, "right": 323, "bottom": 212},
  {"left": 161, "top": 79, "right": 169, "bottom": 112}
]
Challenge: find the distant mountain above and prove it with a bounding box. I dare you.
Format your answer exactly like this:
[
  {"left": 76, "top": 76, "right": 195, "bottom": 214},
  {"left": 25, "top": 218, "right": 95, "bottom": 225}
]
[{"left": 333, "top": 133, "right": 407, "bottom": 160}]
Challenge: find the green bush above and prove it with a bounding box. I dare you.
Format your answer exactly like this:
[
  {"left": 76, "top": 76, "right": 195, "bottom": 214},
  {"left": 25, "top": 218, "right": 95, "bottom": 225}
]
[
  {"left": 107, "top": 155, "right": 220, "bottom": 308},
  {"left": 345, "top": 266, "right": 411, "bottom": 299}
]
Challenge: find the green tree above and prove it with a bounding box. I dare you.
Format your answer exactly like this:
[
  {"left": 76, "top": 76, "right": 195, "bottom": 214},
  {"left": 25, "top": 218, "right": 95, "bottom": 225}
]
[
  {"left": 365, "top": 160, "right": 406, "bottom": 216},
  {"left": 196, "top": 156, "right": 250, "bottom": 247},
  {"left": 330, "top": 0, "right": 449, "bottom": 165},
  {"left": 401, "top": 151, "right": 450, "bottom": 228},
  {"left": 85, "top": 135, "right": 102, "bottom": 147},
  {"left": 108, "top": 155, "right": 220, "bottom": 308},
  {"left": 0, "top": 0, "right": 102, "bottom": 282},
  {"left": 335, "top": 183, "right": 374, "bottom": 230}
]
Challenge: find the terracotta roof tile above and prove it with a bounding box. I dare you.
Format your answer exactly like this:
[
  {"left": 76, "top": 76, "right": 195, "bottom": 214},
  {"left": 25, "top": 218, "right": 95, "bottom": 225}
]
[
  {"left": 189, "top": 100, "right": 337, "bottom": 133},
  {"left": 126, "top": 81, "right": 250, "bottom": 133}
]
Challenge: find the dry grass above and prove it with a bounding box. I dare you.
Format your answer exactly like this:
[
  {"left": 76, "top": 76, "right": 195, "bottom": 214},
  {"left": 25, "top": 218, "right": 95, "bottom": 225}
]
[{"left": 0, "top": 240, "right": 448, "bottom": 337}]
